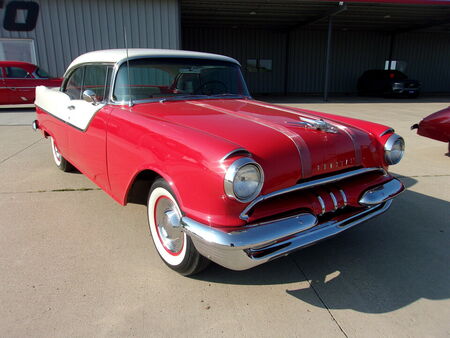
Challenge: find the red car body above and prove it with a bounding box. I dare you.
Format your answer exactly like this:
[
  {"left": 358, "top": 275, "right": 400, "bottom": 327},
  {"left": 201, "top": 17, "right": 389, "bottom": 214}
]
[
  {"left": 412, "top": 107, "right": 450, "bottom": 153},
  {"left": 0, "top": 61, "right": 61, "bottom": 106},
  {"left": 33, "top": 49, "right": 405, "bottom": 273}
]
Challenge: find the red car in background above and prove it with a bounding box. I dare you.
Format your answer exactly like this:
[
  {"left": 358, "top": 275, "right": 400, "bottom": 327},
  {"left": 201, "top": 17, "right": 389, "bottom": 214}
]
[
  {"left": 412, "top": 107, "right": 450, "bottom": 155},
  {"left": 0, "top": 61, "right": 61, "bottom": 106}
]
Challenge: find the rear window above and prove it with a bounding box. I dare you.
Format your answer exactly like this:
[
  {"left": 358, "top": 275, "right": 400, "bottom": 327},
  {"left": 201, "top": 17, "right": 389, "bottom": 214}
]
[
  {"left": 5, "top": 66, "right": 30, "bottom": 78},
  {"left": 35, "top": 67, "right": 50, "bottom": 78}
]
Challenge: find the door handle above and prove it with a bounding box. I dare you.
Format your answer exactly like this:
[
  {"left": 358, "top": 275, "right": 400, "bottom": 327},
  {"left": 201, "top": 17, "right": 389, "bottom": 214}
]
[{"left": 67, "top": 105, "right": 75, "bottom": 110}]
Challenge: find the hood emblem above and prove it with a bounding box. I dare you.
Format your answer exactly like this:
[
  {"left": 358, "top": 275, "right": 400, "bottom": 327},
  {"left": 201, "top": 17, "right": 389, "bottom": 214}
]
[{"left": 286, "top": 117, "right": 338, "bottom": 133}]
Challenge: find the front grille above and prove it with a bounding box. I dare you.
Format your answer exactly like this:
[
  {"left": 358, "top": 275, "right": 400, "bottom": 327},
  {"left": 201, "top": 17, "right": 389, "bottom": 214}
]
[{"left": 241, "top": 167, "right": 388, "bottom": 222}]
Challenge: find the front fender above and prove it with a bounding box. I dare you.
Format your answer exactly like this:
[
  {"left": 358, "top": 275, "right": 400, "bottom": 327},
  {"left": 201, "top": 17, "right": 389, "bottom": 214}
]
[{"left": 107, "top": 106, "right": 248, "bottom": 227}]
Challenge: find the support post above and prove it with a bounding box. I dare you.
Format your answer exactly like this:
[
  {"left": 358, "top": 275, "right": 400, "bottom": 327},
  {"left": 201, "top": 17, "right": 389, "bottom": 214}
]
[
  {"left": 323, "top": 16, "right": 333, "bottom": 102},
  {"left": 284, "top": 31, "right": 290, "bottom": 95},
  {"left": 387, "top": 33, "right": 395, "bottom": 70}
]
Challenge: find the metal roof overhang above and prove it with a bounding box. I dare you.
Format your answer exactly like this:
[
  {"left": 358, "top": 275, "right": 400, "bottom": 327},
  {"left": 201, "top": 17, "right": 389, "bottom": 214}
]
[{"left": 181, "top": 0, "right": 450, "bottom": 33}]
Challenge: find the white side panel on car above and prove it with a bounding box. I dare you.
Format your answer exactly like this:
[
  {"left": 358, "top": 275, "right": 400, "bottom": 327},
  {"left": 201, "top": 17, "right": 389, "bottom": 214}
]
[
  {"left": 35, "top": 86, "right": 71, "bottom": 122},
  {"left": 35, "top": 86, "right": 105, "bottom": 130},
  {"left": 65, "top": 100, "right": 106, "bottom": 130}
]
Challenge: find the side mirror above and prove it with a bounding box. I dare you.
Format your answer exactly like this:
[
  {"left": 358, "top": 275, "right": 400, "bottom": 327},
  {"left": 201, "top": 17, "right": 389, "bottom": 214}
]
[{"left": 82, "top": 89, "right": 98, "bottom": 105}]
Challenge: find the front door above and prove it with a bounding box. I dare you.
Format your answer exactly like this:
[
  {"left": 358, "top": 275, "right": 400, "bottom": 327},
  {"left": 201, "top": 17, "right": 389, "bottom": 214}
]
[{"left": 61, "top": 65, "right": 113, "bottom": 191}]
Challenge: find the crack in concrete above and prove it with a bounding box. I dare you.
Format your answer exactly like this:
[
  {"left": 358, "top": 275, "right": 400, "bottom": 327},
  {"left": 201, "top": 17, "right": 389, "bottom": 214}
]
[
  {"left": 289, "top": 257, "right": 349, "bottom": 338},
  {"left": 0, "top": 138, "right": 43, "bottom": 165},
  {"left": 0, "top": 188, "right": 101, "bottom": 195}
]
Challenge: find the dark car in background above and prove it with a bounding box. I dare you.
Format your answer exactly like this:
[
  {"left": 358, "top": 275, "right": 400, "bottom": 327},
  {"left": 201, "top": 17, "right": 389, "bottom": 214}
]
[{"left": 357, "top": 69, "right": 421, "bottom": 98}]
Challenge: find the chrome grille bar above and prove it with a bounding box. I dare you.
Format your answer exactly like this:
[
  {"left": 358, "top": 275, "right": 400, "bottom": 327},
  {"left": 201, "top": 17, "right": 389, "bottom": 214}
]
[{"left": 240, "top": 167, "right": 386, "bottom": 220}]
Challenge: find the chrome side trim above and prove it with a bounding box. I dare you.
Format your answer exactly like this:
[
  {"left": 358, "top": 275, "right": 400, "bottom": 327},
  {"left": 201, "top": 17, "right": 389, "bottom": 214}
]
[
  {"left": 380, "top": 128, "right": 395, "bottom": 137},
  {"left": 317, "top": 195, "right": 325, "bottom": 215},
  {"left": 220, "top": 148, "right": 251, "bottom": 162},
  {"left": 329, "top": 192, "right": 338, "bottom": 210},
  {"left": 182, "top": 200, "right": 393, "bottom": 271},
  {"left": 240, "top": 167, "right": 386, "bottom": 220},
  {"left": 359, "top": 178, "right": 404, "bottom": 206},
  {"left": 339, "top": 189, "right": 347, "bottom": 207}
]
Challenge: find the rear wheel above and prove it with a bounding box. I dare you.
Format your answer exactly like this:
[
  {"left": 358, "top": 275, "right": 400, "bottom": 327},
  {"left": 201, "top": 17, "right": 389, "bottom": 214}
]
[
  {"left": 147, "top": 178, "right": 209, "bottom": 275},
  {"left": 50, "top": 137, "right": 73, "bottom": 172}
]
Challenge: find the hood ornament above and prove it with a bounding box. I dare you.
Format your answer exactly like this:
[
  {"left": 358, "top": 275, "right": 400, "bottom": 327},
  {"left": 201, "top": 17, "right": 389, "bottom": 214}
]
[{"left": 286, "top": 117, "right": 338, "bottom": 133}]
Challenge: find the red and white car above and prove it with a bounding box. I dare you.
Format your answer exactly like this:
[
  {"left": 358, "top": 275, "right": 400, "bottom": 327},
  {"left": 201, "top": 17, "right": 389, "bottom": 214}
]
[
  {"left": 0, "top": 61, "right": 61, "bottom": 107},
  {"left": 412, "top": 107, "right": 450, "bottom": 155},
  {"left": 34, "top": 49, "right": 405, "bottom": 275}
]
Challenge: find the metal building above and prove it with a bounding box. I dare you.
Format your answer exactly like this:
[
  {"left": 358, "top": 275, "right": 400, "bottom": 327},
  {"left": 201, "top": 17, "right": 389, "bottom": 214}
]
[{"left": 0, "top": 0, "right": 449, "bottom": 96}]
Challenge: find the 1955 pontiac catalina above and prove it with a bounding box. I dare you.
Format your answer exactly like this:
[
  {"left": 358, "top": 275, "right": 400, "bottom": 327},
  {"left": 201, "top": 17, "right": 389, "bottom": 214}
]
[{"left": 33, "top": 49, "right": 405, "bottom": 275}]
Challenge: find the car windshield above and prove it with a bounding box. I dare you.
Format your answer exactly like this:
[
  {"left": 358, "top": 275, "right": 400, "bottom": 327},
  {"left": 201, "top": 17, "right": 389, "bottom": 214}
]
[
  {"left": 35, "top": 67, "right": 51, "bottom": 78},
  {"left": 113, "top": 58, "right": 250, "bottom": 102}
]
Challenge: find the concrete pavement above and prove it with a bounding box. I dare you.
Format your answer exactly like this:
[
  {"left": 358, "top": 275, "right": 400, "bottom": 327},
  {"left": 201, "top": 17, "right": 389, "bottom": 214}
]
[{"left": 0, "top": 100, "right": 449, "bottom": 337}]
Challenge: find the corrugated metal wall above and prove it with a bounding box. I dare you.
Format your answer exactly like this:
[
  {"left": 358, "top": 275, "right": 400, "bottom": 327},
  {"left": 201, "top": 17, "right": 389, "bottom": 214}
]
[
  {"left": 394, "top": 32, "right": 450, "bottom": 93},
  {"left": 184, "top": 27, "right": 450, "bottom": 94},
  {"left": 0, "top": 0, "right": 180, "bottom": 77},
  {"left": 288, "top": 30, "right": 391, "bottom": 93},
  {"left": 183, "top": 27, "right": 287, "bottom": 94}
]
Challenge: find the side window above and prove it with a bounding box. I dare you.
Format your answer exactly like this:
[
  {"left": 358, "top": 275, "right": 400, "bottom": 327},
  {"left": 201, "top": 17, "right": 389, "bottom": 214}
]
[
  {"left": 5, "top": 66, "right": 30, "bottom": 78},
  {"left": 82, "top": 65, "right": 111, "bottom": 102},
  {"left": 64, "top": 67, "right": 84, "bottom": 100}
]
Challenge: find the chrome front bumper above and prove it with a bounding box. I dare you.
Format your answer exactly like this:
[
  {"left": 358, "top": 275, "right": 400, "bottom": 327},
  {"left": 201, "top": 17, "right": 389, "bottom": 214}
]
[{"left": 181, "top": 178, "right": 404, "bottom": 271}]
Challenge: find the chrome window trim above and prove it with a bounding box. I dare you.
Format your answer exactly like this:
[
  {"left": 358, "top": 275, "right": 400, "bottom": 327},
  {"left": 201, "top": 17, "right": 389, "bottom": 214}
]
[
  {"left": 108, "top": 56, "right": 250, "bottom": 105},
  {"left": 240, "top": 167, "right": 387, "bottom": 220},
  {"left": 224, "top": 157, "right": 264, "bottom": 203},
  {"left": 62, "top": 62, "right": 114, "bottom": 102}
]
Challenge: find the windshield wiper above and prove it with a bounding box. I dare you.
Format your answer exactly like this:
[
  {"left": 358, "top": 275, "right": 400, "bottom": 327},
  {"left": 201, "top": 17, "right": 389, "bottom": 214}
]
[
  {"left": 159, "top": 95, "right": 209, "bottom": 103},
  {"left": 208, "top": 93, "right": 245, "bottom": 98},
  {"left": 159, "top": 93, "right": 246, "bottom": 103}
]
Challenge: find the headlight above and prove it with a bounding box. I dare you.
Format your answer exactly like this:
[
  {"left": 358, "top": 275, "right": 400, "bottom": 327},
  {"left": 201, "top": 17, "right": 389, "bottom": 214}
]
[
  {"left": 384, "top": 134, "right": 405, "bottom": 165},
  {"left": 224, "top": 158, "right": 264, "bottom": 203},
  {"left": 392, "top": 82, "right": 404, "bottom": 89}
]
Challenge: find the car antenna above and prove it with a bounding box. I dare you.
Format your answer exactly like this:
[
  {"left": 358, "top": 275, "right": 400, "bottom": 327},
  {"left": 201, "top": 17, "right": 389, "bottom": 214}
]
[{"left": 123, "top": 25, "right": 133, "bottom": 107}]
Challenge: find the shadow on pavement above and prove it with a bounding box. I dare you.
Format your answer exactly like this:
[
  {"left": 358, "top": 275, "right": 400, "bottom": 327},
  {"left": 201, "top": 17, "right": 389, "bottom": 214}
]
[
  {"left": 194, "top": 175, "right": 450, "bottom": 313},
  {"left": 0, "top": 107, "right": 35, "bottom": 113}
]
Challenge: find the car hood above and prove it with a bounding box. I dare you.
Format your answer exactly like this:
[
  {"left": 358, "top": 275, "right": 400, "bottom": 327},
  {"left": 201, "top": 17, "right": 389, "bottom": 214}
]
[{"left": 134, "top": 99, "right": 382, "bottom": 190}]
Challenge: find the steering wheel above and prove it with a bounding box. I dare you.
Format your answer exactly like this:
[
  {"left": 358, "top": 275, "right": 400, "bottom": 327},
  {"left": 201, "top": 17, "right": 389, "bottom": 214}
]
[{"left": 194, "top": 80, "right": 228, "bottom": 95}]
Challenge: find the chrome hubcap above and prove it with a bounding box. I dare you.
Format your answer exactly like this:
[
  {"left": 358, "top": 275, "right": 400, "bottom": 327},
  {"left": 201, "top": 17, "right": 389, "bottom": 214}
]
[
  {"left": 53, "top": 141, "right": 61, "bottom": 161},
  {"left": 155, "top": 197, "right": 183, "bottom": 254}
]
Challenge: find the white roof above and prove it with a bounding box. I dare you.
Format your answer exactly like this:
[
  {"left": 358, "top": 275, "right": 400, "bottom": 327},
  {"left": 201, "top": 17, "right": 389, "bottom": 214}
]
[{"left": 66, "top": 48, "right": 240, "bottom": 74}]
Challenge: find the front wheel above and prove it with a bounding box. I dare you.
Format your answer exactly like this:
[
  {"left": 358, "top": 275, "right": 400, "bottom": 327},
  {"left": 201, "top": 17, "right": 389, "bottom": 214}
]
[
  {"left": 50, "top": 137, "right": 73, "bottom": 172},
  {"left": 147, "top": 178, "right": 209, "bottom": 275}
]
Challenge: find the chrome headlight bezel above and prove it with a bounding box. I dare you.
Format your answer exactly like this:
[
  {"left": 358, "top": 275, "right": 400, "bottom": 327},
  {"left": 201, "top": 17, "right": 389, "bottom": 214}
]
[
  {"left": 224, "top": 157, "right": 264, "bottom": 203},
  {"left": 384, "top": 134, "right": 405, "bottom": 165}
]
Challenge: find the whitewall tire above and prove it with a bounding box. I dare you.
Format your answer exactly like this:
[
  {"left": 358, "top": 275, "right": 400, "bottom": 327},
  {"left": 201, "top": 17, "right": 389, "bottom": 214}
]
[
  {"left": 147, "top": 178, "right": 209, "bottom": 275},
  {"left": 50, "top": 137, "right": 73, "bottom": 172}
]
